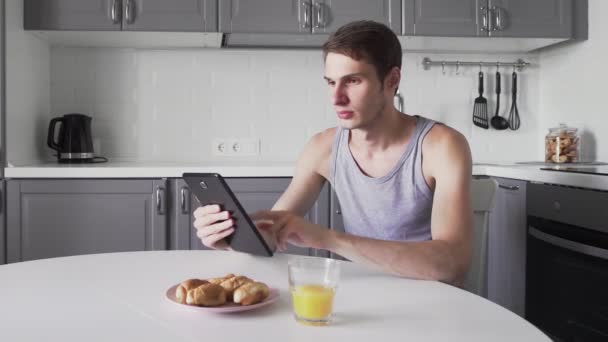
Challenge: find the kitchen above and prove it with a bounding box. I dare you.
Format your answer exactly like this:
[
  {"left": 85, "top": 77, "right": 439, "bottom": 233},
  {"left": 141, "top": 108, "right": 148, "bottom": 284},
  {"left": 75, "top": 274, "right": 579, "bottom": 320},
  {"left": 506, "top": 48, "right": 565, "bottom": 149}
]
[{"left": 0, "top": 0, "right": 606, "bottom": 341}]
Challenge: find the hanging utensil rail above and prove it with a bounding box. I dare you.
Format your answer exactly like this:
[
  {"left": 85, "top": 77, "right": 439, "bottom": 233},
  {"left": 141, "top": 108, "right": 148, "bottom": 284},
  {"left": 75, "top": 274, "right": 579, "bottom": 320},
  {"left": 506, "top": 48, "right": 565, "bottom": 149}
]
[{"left": 422, "top": 57, "right": 530, "bottom": 72}]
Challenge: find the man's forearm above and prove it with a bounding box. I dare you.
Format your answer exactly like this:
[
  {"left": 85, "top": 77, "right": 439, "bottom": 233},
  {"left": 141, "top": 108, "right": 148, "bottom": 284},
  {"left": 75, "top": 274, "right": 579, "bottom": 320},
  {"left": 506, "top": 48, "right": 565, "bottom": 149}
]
[{"left": 324, "top": 230, "right": 468, "bottom": 285}]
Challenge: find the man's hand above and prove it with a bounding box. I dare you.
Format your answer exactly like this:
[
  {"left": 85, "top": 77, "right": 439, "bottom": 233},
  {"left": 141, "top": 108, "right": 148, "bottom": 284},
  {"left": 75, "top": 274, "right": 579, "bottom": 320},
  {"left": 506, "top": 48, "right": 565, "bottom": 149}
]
[
  {"left": 193, "top": 204, "right": 234, "bottom": 250},
  {"left": 250, "top": 211, "right": 331, "bottom": 252}
]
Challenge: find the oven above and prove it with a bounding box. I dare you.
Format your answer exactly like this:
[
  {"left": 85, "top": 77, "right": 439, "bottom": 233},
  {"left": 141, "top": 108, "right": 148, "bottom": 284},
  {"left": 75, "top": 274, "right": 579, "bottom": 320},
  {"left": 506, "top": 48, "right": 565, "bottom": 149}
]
[{"left": 526, "top": 183, "right": 608, "bottom": 341}]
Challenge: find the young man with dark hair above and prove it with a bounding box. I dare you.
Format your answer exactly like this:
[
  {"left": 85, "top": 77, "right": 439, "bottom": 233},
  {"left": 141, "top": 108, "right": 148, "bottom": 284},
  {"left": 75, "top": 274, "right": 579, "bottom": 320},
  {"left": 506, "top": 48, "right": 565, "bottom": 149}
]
[{"left": 194, "top": 21, "right": 473, "bottom": 286}]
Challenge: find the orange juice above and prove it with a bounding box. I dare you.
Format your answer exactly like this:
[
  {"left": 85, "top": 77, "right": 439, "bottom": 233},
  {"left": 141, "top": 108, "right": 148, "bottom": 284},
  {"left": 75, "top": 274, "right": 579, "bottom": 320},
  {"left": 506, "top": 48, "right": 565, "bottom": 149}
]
[{"left": 291, "top": 284, "right": 335, "bottom": 321}]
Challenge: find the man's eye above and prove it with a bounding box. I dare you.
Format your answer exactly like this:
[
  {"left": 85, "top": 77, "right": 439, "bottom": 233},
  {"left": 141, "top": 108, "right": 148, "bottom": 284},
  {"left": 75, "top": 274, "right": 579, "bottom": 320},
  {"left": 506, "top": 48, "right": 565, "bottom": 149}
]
[
  {"left": 327, "top": 80, "right": 335, "bottom": 86},
  {"left": 348, "top": 78, "right": 360, "bottom": 84}
]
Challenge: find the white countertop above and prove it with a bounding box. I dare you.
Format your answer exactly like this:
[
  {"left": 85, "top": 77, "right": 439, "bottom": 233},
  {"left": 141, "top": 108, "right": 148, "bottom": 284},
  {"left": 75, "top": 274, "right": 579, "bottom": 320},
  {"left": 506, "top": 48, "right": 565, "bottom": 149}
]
[
  {"left": 5, "top": 161, "right": 608, "bottom": 191},
  {"left": 0, "top": 250, "right": 549, "bottom": 341}
]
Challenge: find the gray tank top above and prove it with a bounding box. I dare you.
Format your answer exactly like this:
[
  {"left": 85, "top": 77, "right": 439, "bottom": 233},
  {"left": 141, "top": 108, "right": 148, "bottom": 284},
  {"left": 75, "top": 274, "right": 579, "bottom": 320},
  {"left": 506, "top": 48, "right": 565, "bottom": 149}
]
[{"left": 329, "top": 116, "right": 437, "bottom": 241}]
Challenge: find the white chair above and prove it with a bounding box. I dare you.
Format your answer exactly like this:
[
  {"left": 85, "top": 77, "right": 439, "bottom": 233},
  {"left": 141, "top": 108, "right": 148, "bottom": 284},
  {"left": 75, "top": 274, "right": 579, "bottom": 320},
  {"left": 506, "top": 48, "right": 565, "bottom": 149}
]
[{"left": 464, "top": 177, "right": 499, "bottom": 297}]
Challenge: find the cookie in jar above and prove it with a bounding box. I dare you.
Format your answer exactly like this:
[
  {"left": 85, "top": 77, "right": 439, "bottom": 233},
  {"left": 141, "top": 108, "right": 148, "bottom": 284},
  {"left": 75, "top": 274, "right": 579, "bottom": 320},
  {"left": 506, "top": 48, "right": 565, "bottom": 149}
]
[{"left": 545, "top": 123, "right": 581, "bottom": 163}]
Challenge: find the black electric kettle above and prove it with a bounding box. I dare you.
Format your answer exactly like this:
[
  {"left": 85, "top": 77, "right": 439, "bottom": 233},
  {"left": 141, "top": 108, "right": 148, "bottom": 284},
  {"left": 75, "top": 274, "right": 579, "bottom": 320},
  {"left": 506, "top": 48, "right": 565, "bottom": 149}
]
[{"left": 47, "top": 113, "right": 107, "bottom": 163}]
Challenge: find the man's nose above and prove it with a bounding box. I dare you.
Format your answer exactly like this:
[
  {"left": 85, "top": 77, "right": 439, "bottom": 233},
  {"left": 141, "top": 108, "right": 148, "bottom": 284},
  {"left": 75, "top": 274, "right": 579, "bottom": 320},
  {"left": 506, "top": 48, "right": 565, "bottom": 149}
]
[{"left": 332, "top": 86, "right": 349, "bottom": 105}]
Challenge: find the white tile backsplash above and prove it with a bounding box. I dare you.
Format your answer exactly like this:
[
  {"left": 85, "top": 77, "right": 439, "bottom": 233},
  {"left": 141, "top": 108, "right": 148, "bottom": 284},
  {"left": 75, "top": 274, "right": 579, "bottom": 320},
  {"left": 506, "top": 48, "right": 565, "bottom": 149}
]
[{"left": 48, "top": 47, "right": 541, "bottom": 163}]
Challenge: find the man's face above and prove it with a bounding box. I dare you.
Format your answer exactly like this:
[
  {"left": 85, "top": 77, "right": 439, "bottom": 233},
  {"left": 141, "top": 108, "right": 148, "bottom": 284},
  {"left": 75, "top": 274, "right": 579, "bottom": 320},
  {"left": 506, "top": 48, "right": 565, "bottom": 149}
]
[{"left": 324, "top": 52, "right": 393, "bottom": 129}]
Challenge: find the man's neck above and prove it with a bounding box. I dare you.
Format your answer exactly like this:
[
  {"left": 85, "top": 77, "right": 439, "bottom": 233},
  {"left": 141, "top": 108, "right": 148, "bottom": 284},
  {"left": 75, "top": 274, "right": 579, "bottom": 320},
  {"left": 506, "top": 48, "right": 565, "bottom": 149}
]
[{"left": 349, "top": 109, "right": 416, "bottom": 155}]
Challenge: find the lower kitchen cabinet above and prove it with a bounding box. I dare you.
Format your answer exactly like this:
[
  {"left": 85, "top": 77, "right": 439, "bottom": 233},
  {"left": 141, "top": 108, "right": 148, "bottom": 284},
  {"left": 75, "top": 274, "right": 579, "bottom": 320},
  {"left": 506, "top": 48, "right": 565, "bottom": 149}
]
[
  {"left": 0, "top": 181, "right": 5, "bottom": 265},
  {"left": 487, "top": 177, "right": 527, "bottom": 317},
  {"left": 171, "top": 177, "right": 330, "bottom": 257},
  {"left": 6, "top": 179, "right": 168, "bottom": 262}
]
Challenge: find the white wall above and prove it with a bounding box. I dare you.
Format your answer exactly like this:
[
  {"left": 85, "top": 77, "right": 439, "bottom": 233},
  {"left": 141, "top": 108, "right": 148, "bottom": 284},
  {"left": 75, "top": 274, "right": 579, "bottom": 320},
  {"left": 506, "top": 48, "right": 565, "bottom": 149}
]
[
  {"left": 47, "top": 47, "right": 540, "bottom": 164},
  {"left": 540, "top": 0, "right": 604, "bottom": 162},
  {"left": 6, "top": 0, "right": 50, "bottom": 165}
]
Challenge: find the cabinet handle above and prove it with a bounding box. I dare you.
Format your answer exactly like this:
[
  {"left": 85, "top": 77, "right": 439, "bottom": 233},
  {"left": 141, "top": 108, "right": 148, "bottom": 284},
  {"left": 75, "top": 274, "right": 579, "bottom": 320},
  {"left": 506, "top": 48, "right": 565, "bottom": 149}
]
[
  {"left": 335, "top": 209, "right": 341, "bottom": 215},
  {"left": 180, "top": 187, "right": 190, "bottom": 214},
  {"left": 313, "top": 2, "right": 325, "bottom": 29},
  {"left": 395, "top": 91, "right": 404, "bottom": 112},
  {"left": 480, "top": 6, "right": 489, "bottom": 32},
  {"left": 156, "top": 186, "right": 165, "bottom": 215},
  {"left": 492, "top": 6, "right": 505, "bottom": 31},
  {"left": 498, "top": 184, "right": 520, "bottom": 191},
  {"left": 302, "top": 1, "right": 311, "bottom": 28},
  {"left": 110, "top": 0, "right": 121, "bottom": 23},
  {"left": 125, "top": 0, "right": 135, "bottom": 24}
]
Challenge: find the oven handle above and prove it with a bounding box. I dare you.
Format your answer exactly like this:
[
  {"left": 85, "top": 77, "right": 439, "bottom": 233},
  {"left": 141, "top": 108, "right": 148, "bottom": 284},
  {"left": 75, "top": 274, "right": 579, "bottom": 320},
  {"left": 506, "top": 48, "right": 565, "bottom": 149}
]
[{"left": 529, "top": 226, "right": 608, "bottom": 261}]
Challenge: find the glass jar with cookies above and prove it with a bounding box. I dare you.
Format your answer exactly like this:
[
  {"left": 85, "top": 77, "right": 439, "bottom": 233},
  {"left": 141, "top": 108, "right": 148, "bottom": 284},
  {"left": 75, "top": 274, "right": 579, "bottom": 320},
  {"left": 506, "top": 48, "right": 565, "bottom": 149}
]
[{"left": 545, "top": 123, "right": 581, "bottom": 163}]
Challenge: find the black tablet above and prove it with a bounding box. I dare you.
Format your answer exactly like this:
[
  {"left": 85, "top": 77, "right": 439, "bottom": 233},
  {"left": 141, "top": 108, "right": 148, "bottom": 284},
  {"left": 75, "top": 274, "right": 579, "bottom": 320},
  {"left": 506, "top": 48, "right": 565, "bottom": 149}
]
[{"left": 183, "top": 173, "right": 275, "bottom": 257}]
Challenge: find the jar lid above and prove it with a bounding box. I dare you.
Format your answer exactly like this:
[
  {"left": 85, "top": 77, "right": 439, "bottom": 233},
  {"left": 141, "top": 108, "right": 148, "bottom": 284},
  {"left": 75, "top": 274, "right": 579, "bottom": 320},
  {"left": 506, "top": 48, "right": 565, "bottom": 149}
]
[{"left": 548, "top": 123, "right": 578, "bottom": 134}]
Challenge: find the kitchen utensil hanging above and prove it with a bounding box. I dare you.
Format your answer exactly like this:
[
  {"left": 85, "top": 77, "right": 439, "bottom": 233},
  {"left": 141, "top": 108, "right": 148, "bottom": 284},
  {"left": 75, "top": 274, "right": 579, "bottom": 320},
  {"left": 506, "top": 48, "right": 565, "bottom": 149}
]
[
  {"left": 473, "top": 69, "right": 489, "bottom": 129},
  {"left": 508, "top": 70, "right": 521, "bottom": 130},
  {"left": 490, "top": 68, "right": 509, "bottom": 130}
]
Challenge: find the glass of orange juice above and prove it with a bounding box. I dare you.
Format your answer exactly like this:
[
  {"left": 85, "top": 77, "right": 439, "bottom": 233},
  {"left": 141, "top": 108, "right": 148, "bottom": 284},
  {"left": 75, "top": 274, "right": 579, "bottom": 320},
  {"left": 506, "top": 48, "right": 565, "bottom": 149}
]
[{"left": 287, "top": 256, "right": 340, "bottom": 326}]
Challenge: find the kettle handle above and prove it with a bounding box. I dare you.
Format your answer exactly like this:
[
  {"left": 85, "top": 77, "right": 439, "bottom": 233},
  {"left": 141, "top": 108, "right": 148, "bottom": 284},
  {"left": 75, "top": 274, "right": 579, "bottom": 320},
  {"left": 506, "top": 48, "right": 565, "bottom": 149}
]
[{"left": 47, "top": 117, "right": 64, "bottom": 152}]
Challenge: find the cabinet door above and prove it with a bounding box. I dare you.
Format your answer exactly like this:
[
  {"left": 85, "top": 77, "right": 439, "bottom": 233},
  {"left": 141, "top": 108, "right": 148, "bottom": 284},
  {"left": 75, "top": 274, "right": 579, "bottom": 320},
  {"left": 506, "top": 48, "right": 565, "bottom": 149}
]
[
  {"left": 6, "top": 179, "right": 168, "bottom": 262},
  {"left": 487, "top": 177, "right": 527, "bottom": 317},
  {"left": 313, "top": 0, "right": 401, "bottom": 34},
  {"left": 0, "top": 181, "right": 5, "bottom": 265},
  {"left": 183, "top": 178, "right": 329, "bottom": 256},
  {"left": 488, "top": 0, "right": 572, "bottom": 38},
  {"left": 24, "top": 0, "right": 122, "bottom": 31},
  {"left": 219, "top": 0, "right": 308, "bottom": 33},
  {"left": 122, "top": 0, "right": 217, "bottom": 32},
  {"left": 409, "top": 0, "right": 484, "bottom": 37}
]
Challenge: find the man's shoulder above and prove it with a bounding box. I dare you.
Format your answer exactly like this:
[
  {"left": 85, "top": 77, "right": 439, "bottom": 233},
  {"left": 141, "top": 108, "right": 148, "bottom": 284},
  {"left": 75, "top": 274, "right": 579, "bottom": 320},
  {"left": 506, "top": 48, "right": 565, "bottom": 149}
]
[
  {"left": 423, "top": 121, "right": 468, "bottom": 152},
  {"left": 307, "top": 127, "right": 339, "bottom": 151}
]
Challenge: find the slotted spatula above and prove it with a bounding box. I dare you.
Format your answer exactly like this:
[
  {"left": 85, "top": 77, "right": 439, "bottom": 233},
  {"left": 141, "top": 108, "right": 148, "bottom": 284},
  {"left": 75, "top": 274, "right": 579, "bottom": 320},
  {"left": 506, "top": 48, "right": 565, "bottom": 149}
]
[{"left": 473, "top": 71, "right": 489, "bottom": 129}]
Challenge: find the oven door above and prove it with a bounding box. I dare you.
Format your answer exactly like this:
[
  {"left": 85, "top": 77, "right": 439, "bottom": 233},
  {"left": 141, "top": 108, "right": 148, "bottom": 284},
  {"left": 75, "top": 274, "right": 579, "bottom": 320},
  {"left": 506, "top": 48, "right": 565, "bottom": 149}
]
[{"left": 526, "top": 216, "right": 608, "bottom": 341}]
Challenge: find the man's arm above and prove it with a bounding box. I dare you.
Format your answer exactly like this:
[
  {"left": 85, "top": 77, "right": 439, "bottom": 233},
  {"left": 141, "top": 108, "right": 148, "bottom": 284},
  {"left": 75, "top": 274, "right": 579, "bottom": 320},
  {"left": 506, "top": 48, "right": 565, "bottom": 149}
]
[{"left": 325, "top": 126, "right": 473, "bottom": 284}]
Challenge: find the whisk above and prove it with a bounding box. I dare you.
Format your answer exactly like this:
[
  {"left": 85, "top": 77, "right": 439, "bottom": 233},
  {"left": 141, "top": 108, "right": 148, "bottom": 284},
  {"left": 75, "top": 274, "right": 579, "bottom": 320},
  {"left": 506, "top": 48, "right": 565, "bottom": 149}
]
[{"left": 508, "top": 71, "right": 520, "bottom": 130}]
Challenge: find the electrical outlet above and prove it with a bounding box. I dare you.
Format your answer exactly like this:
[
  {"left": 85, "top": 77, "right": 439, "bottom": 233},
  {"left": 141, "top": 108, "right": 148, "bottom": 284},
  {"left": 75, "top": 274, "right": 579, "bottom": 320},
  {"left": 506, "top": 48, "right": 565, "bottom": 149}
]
[{"left": 212, "top": 138, "right": 260, "bottom": 156}]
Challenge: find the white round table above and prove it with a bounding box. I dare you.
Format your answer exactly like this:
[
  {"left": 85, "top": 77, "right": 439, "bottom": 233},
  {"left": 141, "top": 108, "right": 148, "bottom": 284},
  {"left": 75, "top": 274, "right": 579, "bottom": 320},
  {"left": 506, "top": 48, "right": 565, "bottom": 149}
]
[{"left": 0, "top": 251, "right": 549, "bottom": 341}]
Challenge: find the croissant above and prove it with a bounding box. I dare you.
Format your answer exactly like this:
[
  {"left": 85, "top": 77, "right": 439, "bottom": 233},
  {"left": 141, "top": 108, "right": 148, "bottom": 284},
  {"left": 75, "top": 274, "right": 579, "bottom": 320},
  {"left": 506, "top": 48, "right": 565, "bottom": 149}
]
[
  {"left": 208, "top": 273, "right": 235, "bottom": 285},
  {"left": 175, "top": 279, "right": 208, "bottom": 304},
  {"left": 219, "top": 275, "right": 253, "bottom": 300},
  {"left": 186, "top": 283, "right": 227, "bottom": 306},
  {"left": 233, "top": 281, "right": 270, "bottom": 306}
]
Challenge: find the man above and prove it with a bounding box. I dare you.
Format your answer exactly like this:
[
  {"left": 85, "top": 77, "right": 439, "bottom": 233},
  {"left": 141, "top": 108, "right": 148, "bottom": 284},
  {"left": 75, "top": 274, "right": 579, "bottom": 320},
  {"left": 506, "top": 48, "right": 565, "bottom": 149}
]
[{"left": 194, "top": 21, "right": 473, "bottom": 286}]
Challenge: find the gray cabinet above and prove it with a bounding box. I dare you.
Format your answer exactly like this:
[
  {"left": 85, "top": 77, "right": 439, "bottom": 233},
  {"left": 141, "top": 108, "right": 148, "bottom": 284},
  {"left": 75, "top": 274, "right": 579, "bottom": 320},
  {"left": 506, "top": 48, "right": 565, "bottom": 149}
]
[
  {"left": 405, "top": 0, "right": 482, "bottom": 36},
  {"left": 219, "top": 0, "right": 401, "bottom": 34},
  {"left": 24, "top": 0, "right": 218, "bottom": 32},
  {"left": 404, "top": 0, "right": 574, "bottom": 38},
  {"left": 172, "top": 178, "right": 330, "bottom": 257},
  {"left": 487, "top": 177, "right": 527, "bottom": 317},
  {"left": 487, "top": 0, "right": 572, "bottom": 38},
  {"left": 121, "top": 0, "right": 217, "bottom": 32},
  {"left": 312, "top": 0, "right": 401, "bottom": 34},
  {"left": 24, "top": 0, "right": 122, "bottom": 31},
  {"left": 6, "top": 179, "right": 168, "bottom": 262},
  {"left": 328, "top": 188, "right": 348, "bottom": 260},
  {"left": 0, "top": 182, "right": 5, "bottom": 265},
  {"left": 219, "top": 0, "right": 306, "bottom": 34}
]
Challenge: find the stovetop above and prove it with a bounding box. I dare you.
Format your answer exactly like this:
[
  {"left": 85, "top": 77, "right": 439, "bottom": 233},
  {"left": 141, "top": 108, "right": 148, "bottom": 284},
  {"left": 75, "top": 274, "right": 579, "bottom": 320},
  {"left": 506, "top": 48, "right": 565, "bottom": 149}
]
[{"left": 540, "top": 166, "right": 608, "bottom": 176}]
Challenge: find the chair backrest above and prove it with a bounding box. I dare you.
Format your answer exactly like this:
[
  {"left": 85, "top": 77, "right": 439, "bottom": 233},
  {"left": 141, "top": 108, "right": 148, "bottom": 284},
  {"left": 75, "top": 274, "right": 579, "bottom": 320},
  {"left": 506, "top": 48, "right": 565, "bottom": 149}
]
[{"left": 464, "top": 177, "right": 499, "bottom": 297}]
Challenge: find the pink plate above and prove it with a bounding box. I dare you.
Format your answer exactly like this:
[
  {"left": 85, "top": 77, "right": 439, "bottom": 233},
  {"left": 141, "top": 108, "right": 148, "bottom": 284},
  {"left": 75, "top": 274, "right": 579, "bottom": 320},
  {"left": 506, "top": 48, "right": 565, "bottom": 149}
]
[{"left": 165, "top": 284, "right": 280, "bottom": 313}]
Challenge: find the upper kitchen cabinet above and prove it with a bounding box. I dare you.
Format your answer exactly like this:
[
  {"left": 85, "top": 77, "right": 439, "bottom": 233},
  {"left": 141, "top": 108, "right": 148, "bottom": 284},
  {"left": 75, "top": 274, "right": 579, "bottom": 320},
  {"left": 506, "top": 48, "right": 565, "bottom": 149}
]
[
  {"left": 24, "top": 0, "right": 218, "bottom": 32},
  {"left": 24, "top": 0, "right": 122, "bottom": 31},
  {"left": 487, "top": 0, "right": 572, "bottom": 38},
  {"left": 404, "top": 0, "right": 575, "bottom": 39},
  {"left": 219, "top": 0, "right": 401, "bottom": 34},
  {"left": 6, "top": 179, "right": 168, "bottom": 263},
  {"left": 312, "top": 0, "right": 401, "bottom": 34},
  {"left": 404, "top": 0, "right": 482, "bottom": 36},
  {"left": 219, "top": 0, "right": 306, "bottom": 34}
]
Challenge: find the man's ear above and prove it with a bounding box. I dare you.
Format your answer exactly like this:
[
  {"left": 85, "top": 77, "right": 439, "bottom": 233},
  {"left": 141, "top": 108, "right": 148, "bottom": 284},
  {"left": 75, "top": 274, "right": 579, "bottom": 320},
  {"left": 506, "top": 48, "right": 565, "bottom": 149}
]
[{"left": 386, "top": 67, "right": 401, "bottom": 92}]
